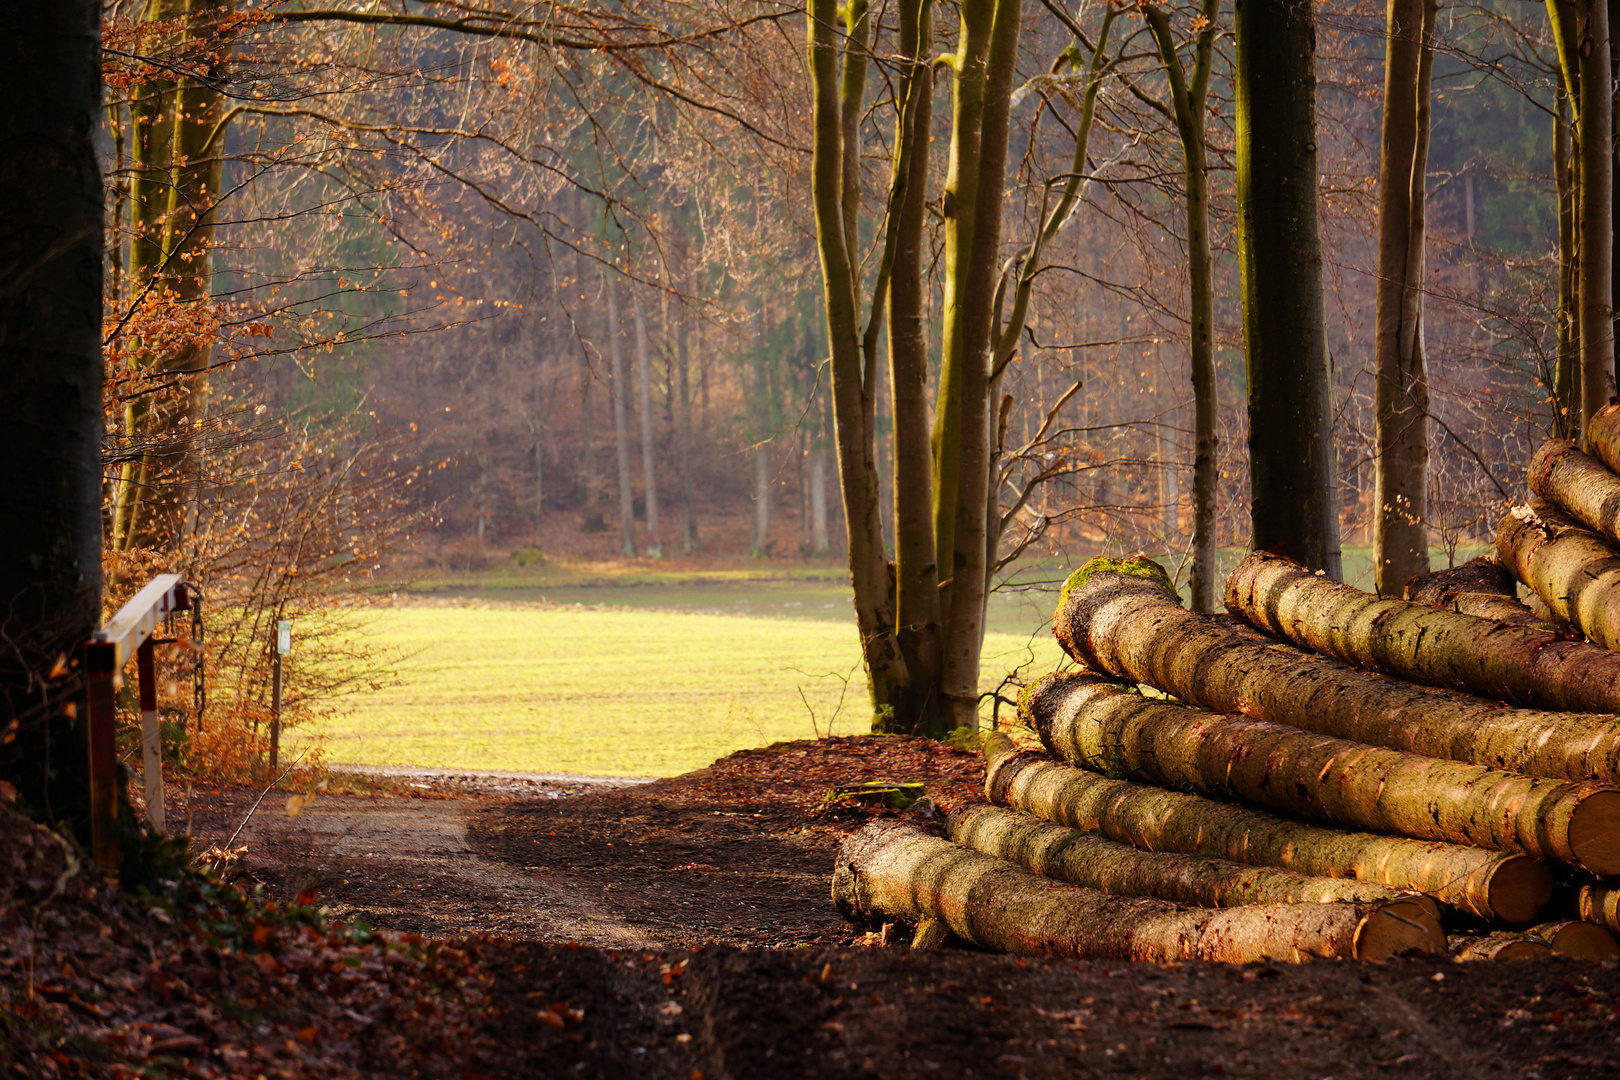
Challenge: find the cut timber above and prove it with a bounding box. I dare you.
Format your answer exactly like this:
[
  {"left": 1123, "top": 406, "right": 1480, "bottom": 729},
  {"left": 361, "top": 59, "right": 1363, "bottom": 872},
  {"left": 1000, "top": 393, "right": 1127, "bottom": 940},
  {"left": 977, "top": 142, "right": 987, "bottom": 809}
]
[
  {"left": 1450, "top": 934, "right": 1552, "bottom": 961},
  {"left": 1022, "top": 671, "right": 1620, "bottom": 875},
  {"left": 1585, "top": 400, "right": 1620, "bottom": 474},
  {"left": 1403, "top": 555, "right": 1556, "bottom": 630},
  {"left": 1578, "top": 882, "right": 1620, "bottom": 934},
  {"left": 983, "top": 731, "right": 1551, "bottom": 922},
  {"left": 1497, "top": 499, "right": 1620, "bottom": 651},
  {"left": 1529, "top": 437, "right": 1620, "bottom": 546},
  {"left": 832, "top": 820, "right": 1442, "bottom": 962},
  {"left": 1052, "top": 558, "right": 1620, "bottom": 784},
  {"left": 1224, "top": 547, "right": 1620, "bottom": 714},
  {"left": 948, "top": 803, "right": 1440, "bottom": 932},
  {"left": 1530, "top": 919, "right": 1620, "bottom": 959}
]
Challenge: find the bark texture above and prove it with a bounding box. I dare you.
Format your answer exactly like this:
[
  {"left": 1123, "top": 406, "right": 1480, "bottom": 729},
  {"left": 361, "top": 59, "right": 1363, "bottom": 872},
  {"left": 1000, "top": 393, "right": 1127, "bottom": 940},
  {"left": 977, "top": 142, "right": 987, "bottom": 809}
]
[
  {"left": 1579, "top": 881, "right": 1620, "bottom": 932},
  {"left": 1402, "top": 555, "right": 1551, "bottom": 630},
  {"left": 948, "top": 803, "right": 1434, "bottom": 915},
  {"left": 983, "top": 732, "right": 1550, "bottom": 922},
  {"left": 833, "top": 820, "right": 1441, "bottom": 962},
  {"left": 1225, "top": 548, "right": 1620, "bottom": 713},
  {"left": 1497, "top": 498, "right": 1620, "bottom": 651},
  {"left": 1450, "top": 935, "right": 1552, "bottom": 961},
  {"left": 1583, "top": 400, "right": 1620, "bottom": 474},
  {"left": 1022, "top": 671, "right": 1620, "bottom": 874},
  {"left": 1054, "top": 559, "right": 1620, "bottom": 784},
  {"left": 1528, "top": 437, "right": 1620, "bottom": 545}
]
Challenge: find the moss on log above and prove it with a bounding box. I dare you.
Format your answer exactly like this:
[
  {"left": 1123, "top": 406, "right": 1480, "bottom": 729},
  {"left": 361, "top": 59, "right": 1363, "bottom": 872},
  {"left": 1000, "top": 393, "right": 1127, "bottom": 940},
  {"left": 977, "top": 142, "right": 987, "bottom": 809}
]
[
  {"left": 982, "top": 731, "right": 1551, "bottom": 922},
  {"left": 1051, "top": 560, "right": 1620, "bottom": 784},
  {"left": 1529, "top": 437, "right": 1620, "bottom": 545},
  {"left": 1497, "top": 498, "right": 1620, "bottom": 652},
  {"left": 831, "top": 819, "right": 1442, "bottom": 962},
  {"left": 1022, "top": 671, "right": 1620, "bottom": 875},
  {"left": 1224, "top": 548, "right": 1620, "bottom": 714},
  {"left": 948, "top": 803, "right": 1438, "bottom": 927},
  {"left": 1403, "top": 555, "right": 1555, "bottom": 630}
]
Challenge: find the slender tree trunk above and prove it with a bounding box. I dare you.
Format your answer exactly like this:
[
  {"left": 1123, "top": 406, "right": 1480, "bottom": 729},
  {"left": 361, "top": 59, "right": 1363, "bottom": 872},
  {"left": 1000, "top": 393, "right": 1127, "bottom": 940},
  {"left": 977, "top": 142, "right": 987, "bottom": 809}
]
[
  {"left": 1235, "top": 0, "right": 1341, "bottom": 576},
  {"left": 533, "top": 349, "right": 545, "bottom": 542},
  {"left": 677, "top": 270, "right": 696, "bottom": 553},
  {"left": 0, "top": 0, "right": 104, "bottom": 835},
  {"left": 1582, "top": 0, "right": 1617, "bottom": 435},
  {"left": 1557, "top": 89, "right": 1582, "bottom": 436},
  {"left": 632, "top": 295, "right": 662, "bottom": 558},
  {"left": 752, "top": 436, "right": 772, "bottom": 556},
  {"left": 810, "top": 441, "right": 831, "bottom": 553},
  {"left": 1372, "top": 0, "right": 1438, "bottom": 595},
  {"left": 606, "top": 276, "right": 636, "bottom": 557}
]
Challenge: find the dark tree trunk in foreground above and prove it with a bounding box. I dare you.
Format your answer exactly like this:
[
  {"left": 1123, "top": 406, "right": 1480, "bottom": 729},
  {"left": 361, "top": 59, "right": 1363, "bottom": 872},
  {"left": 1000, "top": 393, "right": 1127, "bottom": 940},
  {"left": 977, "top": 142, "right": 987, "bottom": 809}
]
[
  {"left": 0, "top": 0, "right": 104, "bottom": 835},
  {"left": 1234, "top": 0, "right": 1341, "bottom": 576}
]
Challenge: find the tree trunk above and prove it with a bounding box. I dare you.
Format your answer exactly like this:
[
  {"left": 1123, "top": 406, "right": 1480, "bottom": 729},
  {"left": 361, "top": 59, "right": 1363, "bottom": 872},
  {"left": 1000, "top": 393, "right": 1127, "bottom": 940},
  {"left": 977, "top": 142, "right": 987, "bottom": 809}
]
[
  {"left": 1234, "top": 0, "right": 1341, "bottom": 577},
  {"left": 1497, "top": 498, "right": 1620, "bottom": 650},
  {"left": 810, "top": 440, "right": 831, "bottom": 553},
  {"left": 1054, "top": 558, "right": 1620, "bottom": 784},
  {"left": 752, "top": 437, "right": 771, "bottom": 556},
  {"left": 1023, "top": 670, "right": 1620, "bottom": 874},
  {"left": 1580, "top": 0, "right": 1616, "bottom": 434},
  {"left": 1371, "top": 0, "right": 1438, "bottom": 594},
  {"left": 606, "top": 277, "right": 636, "bottom": 557},
  {"left": 632, "top": 295, "right": 662, "bottom": 558},
  {"left": 949, "top": 803, "right": 1435, "bottom": 915},
  {"left": 1556, "top": 82, "right": 1582, "bottom": 437},
  {"left": 984, "top": 733, "right": 1552, "bottom": 922},
  {"left": 0, "top": 0, "right": 104, "bottom": 837},
  {"left": 676, "top": 274, "right": 696, "bottom": 553},
  {"left": 1403, "top": 555, "right": 1552, "bottom": 629},
  {"left": 833, "top": 820, "right": 1441, "bottom": 962},
  {"left": 1225, "top": 547, "right": 1620, "bottom": 713}
]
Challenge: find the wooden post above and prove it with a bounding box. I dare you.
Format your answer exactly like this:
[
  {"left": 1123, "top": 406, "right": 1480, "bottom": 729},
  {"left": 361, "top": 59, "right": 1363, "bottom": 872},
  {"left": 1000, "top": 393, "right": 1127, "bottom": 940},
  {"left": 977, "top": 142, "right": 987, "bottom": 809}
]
[
  {"left": 85, "top": 641, "right": 119, "bottom": 876},
  {"left": 136, "top": 637, "right": 163, "bottom": 832}
]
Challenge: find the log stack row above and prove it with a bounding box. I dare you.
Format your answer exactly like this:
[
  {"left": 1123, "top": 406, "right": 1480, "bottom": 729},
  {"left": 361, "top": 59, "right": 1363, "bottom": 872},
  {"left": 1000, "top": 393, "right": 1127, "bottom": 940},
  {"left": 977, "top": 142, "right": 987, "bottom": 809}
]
[{"left": 834, "top": 413, "right": 1620, "bottom": 961}]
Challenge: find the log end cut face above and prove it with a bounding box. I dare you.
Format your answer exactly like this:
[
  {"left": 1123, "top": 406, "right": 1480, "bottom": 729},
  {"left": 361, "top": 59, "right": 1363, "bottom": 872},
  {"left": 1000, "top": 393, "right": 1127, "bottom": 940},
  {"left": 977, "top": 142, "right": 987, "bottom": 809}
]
[
  {"left": 1567, "top": 789, "right": 1620, "bottom": 876},
  {"left": 1352, "top": 900, "right": 1445, "bottom": 961},
  {"left": 1485, "top": 856, "right": 1557, "bottom": 925},
  {"left": 1539, "top": 920, "right": 1620, "bottom": 960}
]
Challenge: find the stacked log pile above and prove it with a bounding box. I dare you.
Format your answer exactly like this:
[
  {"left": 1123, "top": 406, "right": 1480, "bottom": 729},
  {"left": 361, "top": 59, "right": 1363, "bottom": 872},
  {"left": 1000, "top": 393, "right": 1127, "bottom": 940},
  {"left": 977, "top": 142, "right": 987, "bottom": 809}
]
[{"left": 835, "top": 411, "right": 1620, "bottom": 961}]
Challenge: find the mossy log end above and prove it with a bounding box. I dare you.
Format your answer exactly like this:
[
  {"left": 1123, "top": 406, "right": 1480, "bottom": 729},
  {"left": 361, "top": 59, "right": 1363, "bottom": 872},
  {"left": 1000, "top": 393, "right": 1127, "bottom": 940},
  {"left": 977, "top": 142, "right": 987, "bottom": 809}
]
[
  {"left": 1530, "top": 919, "right": 1620, "bottom": 959},
  {"left": 1529, "top": 437, "right": 1620, "bottom": 546},
  {"left": 981, "top": 731, "right": 1552, "bottom": 922},
  {"left": 948, "top": 803, "right": 1439, "bottom": 929},
  {"left": 1449, "top": 934, "right": 1552, "bottom": 961},
  {"left": 831, "top": 820, "right": 1442, "bottom": 962},
  {"left": 1021, "top": 671, "right": 1620, "bottom": 875},
  {"left": 1224, "top": 548, "right": 1620, "bottom": 715},
  {"left": 1403, "top": 555, "right": 1558, "bottom": 631},
  {"left": 1497, "top": 498, "right": 1620, "bottom": 652},
  {"left": 1051, "top": 564, "right": 1620, "bottom": 784}
]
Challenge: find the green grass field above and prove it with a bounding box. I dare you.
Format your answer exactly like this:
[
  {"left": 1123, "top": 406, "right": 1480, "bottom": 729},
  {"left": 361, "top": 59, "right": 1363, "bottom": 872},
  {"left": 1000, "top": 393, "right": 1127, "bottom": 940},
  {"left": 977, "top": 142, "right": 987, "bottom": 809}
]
[{"left": 309, "top": 604, "right": 1064, "bottom": 777}]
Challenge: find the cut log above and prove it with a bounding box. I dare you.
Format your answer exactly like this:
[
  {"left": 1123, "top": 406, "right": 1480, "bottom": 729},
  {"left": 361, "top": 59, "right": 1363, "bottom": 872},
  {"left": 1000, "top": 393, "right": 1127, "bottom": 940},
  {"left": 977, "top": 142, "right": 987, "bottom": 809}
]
[
  {"left": 1450, "top": 934, "right": 1552, "bottom": 961},
  {"left": 1051, "top": 557, "right": 1620, "bottom": 784},
  {"left": 1529, "top": 437, "right": 1620, "bottom": 546},
  {"left": 948, "top": 803, "right": 1440, "bottom": 931},
  {"left": 1577, "top": 881, "right": 1620, "bottom": 935},
  {"left": 1584, "top": 400, "right": 1620, "bottom": 474},
  {"left": 832, "top": 820, "right": 1442, "bottom": 962},
  {"left": 1022, "top": 670, "right": 1620, "bottom": 875},
  {"left": 983, "top": 731, "right": 1552, "bottom": 922},
  {"left": 1402, "top": 555, "right": 1557, "bottom": 630},
  {"left": 1497, "top": 498, "right": 1620, "bottom": 651},
  {"left": 1529, "top": 919, "right": 1620, "bottom": 959},
  {"left": 1224, "top": 547, "right": 1620, "bottom": 714}
]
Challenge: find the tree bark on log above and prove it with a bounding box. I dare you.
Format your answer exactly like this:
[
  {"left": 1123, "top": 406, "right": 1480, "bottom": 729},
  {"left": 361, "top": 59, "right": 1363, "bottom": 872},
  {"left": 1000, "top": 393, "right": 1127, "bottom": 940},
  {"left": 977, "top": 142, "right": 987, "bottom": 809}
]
[
  {"left": 949, "top": 803, "right": 1437, "bottom": 919},
  {"left": 1403, "top": 555, "right": 1551, "bottom": 630},
  {"left": 1449, "top": 934, "right": 1552, "bottom": 961},
  {"left": 1224, "top": 548, "right": 1620, "bottom": 714},
  {"left": 1578, "top": 881, "right": 1620, "bottom": 933},
  {"left": 1052, "top": 559, "right": 1620, "bottom": 784},
  {"left": 1583, "top": 400, "right": 1620, "bottom": 473},
  {"left": 1528, "top": 438, "right": 1620, "bottom": 546},
  {"left": 832, "top": 820, "right": 1442, "bottom": 961},
  {"left": 1022, "top": 671, "right": 1620, "bottom": 874},
  {"left": 1497, "top": 498, "right": 1620, "bottom": 651},
  {"left": 983, "top": 731, "right": 1551, "bottom": 922}
]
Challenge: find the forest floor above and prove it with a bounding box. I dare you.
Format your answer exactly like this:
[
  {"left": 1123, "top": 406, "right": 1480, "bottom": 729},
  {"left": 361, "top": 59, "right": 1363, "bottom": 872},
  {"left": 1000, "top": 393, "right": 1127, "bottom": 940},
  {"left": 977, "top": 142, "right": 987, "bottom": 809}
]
[{"left": 149, "top": 735, "right": 1620, "bottom": 1079}]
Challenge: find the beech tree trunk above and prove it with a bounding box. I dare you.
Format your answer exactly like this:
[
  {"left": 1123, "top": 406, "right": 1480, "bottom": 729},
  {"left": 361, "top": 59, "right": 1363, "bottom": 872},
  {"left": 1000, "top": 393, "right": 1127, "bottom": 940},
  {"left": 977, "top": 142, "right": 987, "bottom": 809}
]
[
  {"left": 0, "top": 0, "right": 104, "bottom": 834},
  {"left": 983, "top": 732, "right": 1552, "bottom": 922},
  {"left": 1579, "top": 0, "right": 1615, "bottom": 433},
  {"left": 1371, "top": 0, "right": 1438, "bottom": 594},
  {"left": 1022, "top": 671, "right": 1620, "bottom": 874},
  {"left": 949, "top": 803, "right": 1435, "bottom": 917},
  {"left": 632, "top": 296, "right": 662, "bottom": 558},
  {"left": 1497, "top": 498, "right": 1620, "bottom": 650},
  {"left": 1235, "top": 0, "right": 1341, "bottom": 577},
  {"left": 1225, "top": 547, "right": 1620, "bottom": 713},
  {"left": 1054, "top": 557, "right": 1620, "bottom": 784},
  {"left": 833, "top": 820, "right": 1442, "bottom": 962},
  {"left": 1403, "top": 555, "right": 1550, "bottom": 629},
  {"left": 606, "top": 278, "right": 636, "bottom": 557}
]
